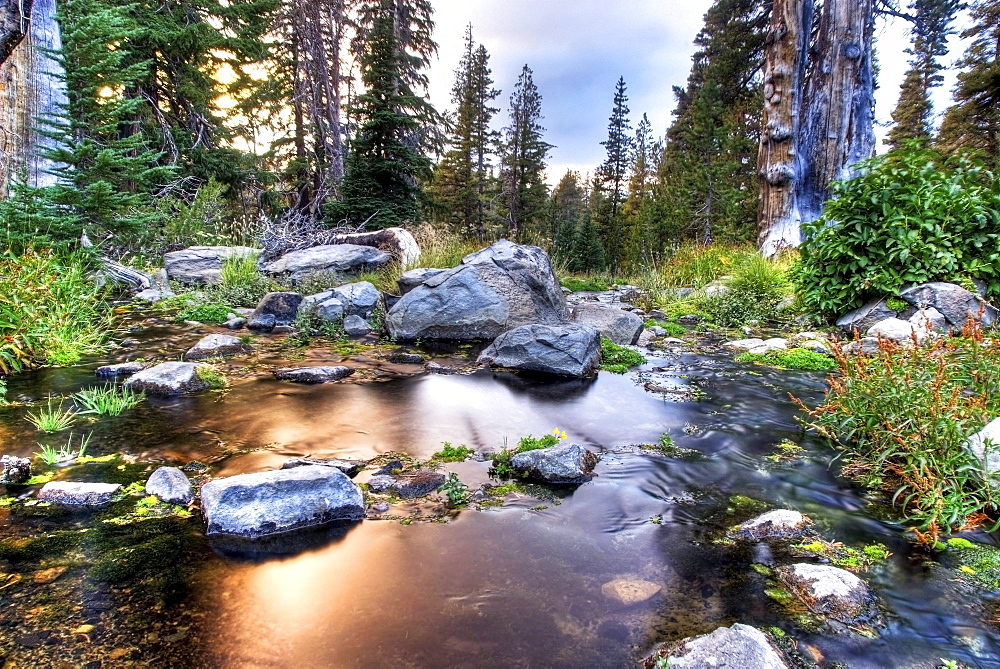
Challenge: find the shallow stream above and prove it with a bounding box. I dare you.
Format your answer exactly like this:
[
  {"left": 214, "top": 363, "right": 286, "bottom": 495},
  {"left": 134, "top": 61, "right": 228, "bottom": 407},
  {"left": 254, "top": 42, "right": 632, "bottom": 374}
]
[{"left": 1, "top": 314, "right": 999, "bottom": 667}]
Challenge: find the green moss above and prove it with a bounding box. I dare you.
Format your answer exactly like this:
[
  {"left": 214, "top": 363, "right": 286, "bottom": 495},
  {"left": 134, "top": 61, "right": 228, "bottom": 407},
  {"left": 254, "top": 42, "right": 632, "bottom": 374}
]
[
  {"left": 175, "top": 302, "right": 232, "bottom": 324},
  {"left": 764, "top": 586, "right": 796, "bottom": 606},
  {"left": 944, "top": 540, "right": 1000, "bottom": 589},
  {"left": 947, "top": 537, "right": 976, "bottom": 550},
  {"left": 560, "top": 276, "right": 611, "bottom": 292},
  {"left": 735, "top": 347, "right": 837, "bottom": 371},
  {"left": 764, "top": 440, "right": 805, "bottom": 463},
  {"left": 599, "top": 337, "right": 646, "bottom": 373},
  {"left": 726, "top": 495, "right": 769, "bottom": 516},
  {"left": 885, "top": 296, "right": 908, "bottom": 312},
  {"left": 791, "top": 539, "right": 891, "bottom": 571},
  {"left": 0, "top": 530, "right": 83, "bottom": 562}
]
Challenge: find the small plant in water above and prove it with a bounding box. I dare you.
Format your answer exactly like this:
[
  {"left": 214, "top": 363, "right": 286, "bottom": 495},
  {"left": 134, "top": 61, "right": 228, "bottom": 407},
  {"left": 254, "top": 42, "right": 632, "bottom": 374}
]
[
  {"left": 490, "top": 430, "right": 565, "bottom": 478},
  {"left": 431, "top": 442, "right": 473, "bottom": 462},
  {"left": 599, "top": 337, "right": 647, "bottom": 373},
  {"left": 25, "top": 397, "right": 76, "bottom": 432},
  {"left": 735, "top": 348, "right": 836, "bottom": 372},
  {"left": 195, "top": 364, "right": 227, "bottom": 389},
  {"left": 36, "top": 432, "right": 91, "bottom": 465},
  {"left": 74, "top": 384, "right": 144, "bottom": 416},
  {"left": 438, "top": 473, "right": 470, "bottom": 508}
]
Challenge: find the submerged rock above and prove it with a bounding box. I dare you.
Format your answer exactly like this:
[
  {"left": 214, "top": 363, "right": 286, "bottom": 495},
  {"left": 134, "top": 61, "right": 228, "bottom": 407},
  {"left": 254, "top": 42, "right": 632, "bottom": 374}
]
[
  {"left": 732, "top": 509, "right": 811, "bottom": 541},
  {"left": 200, "top": 465, "right": 364, "bottom": 538},
  {"left": 1, "top": 455, "right": 31, "bottom": 485},
  {"left": 601, "top": 578, "right": 662, "bottom": 606},
  {"left": 367, "top": 470, "right": 446, "bottom": 498},
  {"left": 386, "top": 240, "right": 568, "bottom": 341},
  {"left": 96, "top": 361, "right": 147, "bottom": 377},
  {"left": 777, "top": 563, "right": 878, "bottom": 625},
  {"left": 663, "top": 623, "right": 789, "bottom": 669},
  {"left": 510, "top": 442, "right": 599, "bottom": 485},
  {"left": 272, "top": 366, "right": 354, "bottom": 384},
  {"left": 477, "top": 323, "right": 601, "bottom": 377},
  {"left": 281, "top": 457, "right": 365, "bottom": 478},
  {"left": 145, "top": 466, "right": 193, "bottom": 506},
  {"left": 263, "top": 244, "right": 391, "bottom": 284},
  {"left": 185, "top": 333, "right": 253, "bottom": 360},
  {"left": 569, "top": 303, "right": 643, "bottom": 345},
  {"left": 38, "top": 481, "right": 122, "bottom": 508},
  {"left": 124, "top": 361, "right": 212, "bottom": 396}
]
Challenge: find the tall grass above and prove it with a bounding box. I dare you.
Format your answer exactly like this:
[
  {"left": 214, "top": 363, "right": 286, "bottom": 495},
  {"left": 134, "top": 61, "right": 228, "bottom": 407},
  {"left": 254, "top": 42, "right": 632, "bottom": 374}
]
[
  {"left": 0, "top": 248, "right": 109, "bottom": 374},
  {"left": 213, "top": 251, "right": 274, "bottom": 307}
]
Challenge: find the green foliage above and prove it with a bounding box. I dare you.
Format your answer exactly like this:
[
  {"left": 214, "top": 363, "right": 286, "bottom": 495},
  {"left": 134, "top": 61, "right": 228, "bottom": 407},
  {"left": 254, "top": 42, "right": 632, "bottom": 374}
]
[
  {"left": 798, "top": 331, "right": 1000, "bottom": 544},
  {"left": 490, "top": 430, "right": 564, "bottom": 478},
  {"left": 792, "top": 538, "right": 891, "bottom": 571},
  {"left": 793, "top": 147, "right": 1000, "bottom": 316},
  {"left": 431, "top": 443, "right": 473, "bottom": 462},
  {"left": 0, "top": 249, "right": 108, "bottom": 374},
  {"left": 214, "top": 252, "right": 273, "bottom": 308},
  {"left": 36, "top": 432, "right": 91, "bottom": 465},
  {"left": 195, "top": 365, "right": 228, "bottom": 390},
  {"left": 735, "top": 348, "right": 837, "bottom": 371},
  {"left": 25, "top": 398, "right": 76, "bottom": 433},
  {"left": 658, "top": 242, "right": 759, "bottom": 288},
  {"left": 644, "top": 319, "right": 688, "bottom": 337},
  {"left": 885, "top": 297, "right": 909, "bottom": 312},
  {"left": 438, "top": 473, "right": 470, "bottom": 508},
  {"left": 599, "top": 337, "right": 647, "bottom": 373},
  {"left": 704, "top": 254, "right": 789, "bottom": 326},
  {"left": 560, "top": 276, "right": 611, "bottom": 292},
  {"left": 176, "top": 303, "right": 232, "bottom": 324},
  {"left": 74, "top": 385, "right": 144, "bottom": 416}
]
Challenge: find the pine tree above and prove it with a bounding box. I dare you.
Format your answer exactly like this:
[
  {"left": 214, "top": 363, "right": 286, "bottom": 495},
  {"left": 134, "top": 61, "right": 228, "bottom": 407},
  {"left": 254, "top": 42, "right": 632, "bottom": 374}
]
[
  {"left": 938, "top": 0, "right": 1000, "bottom": 167},
  {"left": 621, "top": 114, "right": 658, "bottom": 263},
  {"left": 597, "top": 77, "right": 633, "bottom": 218},
  {"left": 428, "top": 25, "right": 500, "bottom": 239},
  {"left": 571, "top": 184, "right": 606, "bottom": 273},
  {"left": 335, "top": 0, "right": 440, "bottom": 228},
  {"left": 657, "top": 0, "right": 768, "bottom": 250},
  {"left": 886, "top": 0, "right": 961, "bottom": 149},
  {"left": 499, "top": 64, "right": 551, "bottom": 239},
  {"left": 548, "top": 170, "right": 586, "bottom": 264}
]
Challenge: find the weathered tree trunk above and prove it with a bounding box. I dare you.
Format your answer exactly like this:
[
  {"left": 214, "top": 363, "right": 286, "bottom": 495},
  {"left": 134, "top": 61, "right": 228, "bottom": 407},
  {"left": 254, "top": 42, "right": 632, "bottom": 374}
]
[
  {"left": 757, "top": 0, "right": 876, "bottom": 256},
  {"left": 0, "top": 0, "right": 33, "bottom": 66},
  {"left": 757, "top": 0, "right": 813, "bottom": 256},
  {"left": 0, "top": 0, "right": 66, "bottom": 195}
]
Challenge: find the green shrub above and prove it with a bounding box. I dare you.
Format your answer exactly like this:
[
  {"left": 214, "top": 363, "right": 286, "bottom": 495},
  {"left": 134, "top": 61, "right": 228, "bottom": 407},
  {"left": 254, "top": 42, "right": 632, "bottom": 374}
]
[
  {"left": 431, "top": 443, "right": 473, "bottom": 462},
  {"left": 176, "top": 303, "right": 232, "bottom": 324},
  {"left": 735, "top": 348, "right": 837, "bottom": 371},
  {"left": 214, "top": 252, "right": 273, "bottom": 308},
  {"left": 797, "top": 331, "right": 1000, "bottom": 545},
  {"left": 793, "top": 147, "right": 1000, "bottom": 316},
  {"left": 704, "top": 254, "right": 789, "bottom": 327},
  {"left": 599, "top": 337, "right": 646, "bottom": 373},
  {"left": 560, "top": 276, "right": 611, "bottom": 292}
]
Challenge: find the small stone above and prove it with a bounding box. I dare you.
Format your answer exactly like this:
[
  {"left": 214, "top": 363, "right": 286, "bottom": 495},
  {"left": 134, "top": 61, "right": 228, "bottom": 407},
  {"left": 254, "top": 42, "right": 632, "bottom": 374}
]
[
  {"left": 1, "top": 455, "right": 31, "bottom": 485},
  {"left": 664, "top": 623, "right": 789, "bottom": 669},
  {"left": 95, "top": 361, "right": 147, "bottom": 377},
  {"left": 38, "top": 482, "right": 122, "bottom": 508},
  {"left": 425, "top": 361, "right": 457, "bottom": 375},
  {"left": 343, "top": 314, "right": 373, "bottom": 337},
  {"left": 185, "top": 333, "right": 253, "bottom": 360},
  {"left": 732, "top": 509, "right": 811, "bottom": 541},
  {"left": 273, "top": 366, "right": 354, "bottom": 384},
  {"left": 73, "top": 624, "right": 95, "bottom": 635},
  {"left": 145, "top": 467, "right": 193, "bottom": 506},
  {"left": 281, "top": 457, "right": 364, "bottom": 478},
  {"left": 601, "top": 578, "right": 662, "bottom": 605},
  {"left": 371, "top": 502, "right": 390, "bottom": 514},
  {"left": 778, "top": 563, "right": 878, "bottom": 625},
  {"left": 510, "top": 442, "right": 599, "bottom": 485},
  {"left": 387, "top": 352, "right": 424, "bottom": 364},
  {"left": 32, "top": 566, "right": 67, "bottom": 585},
  {"left": 367, "top": 470, "right": 446, "bottom": 498}
]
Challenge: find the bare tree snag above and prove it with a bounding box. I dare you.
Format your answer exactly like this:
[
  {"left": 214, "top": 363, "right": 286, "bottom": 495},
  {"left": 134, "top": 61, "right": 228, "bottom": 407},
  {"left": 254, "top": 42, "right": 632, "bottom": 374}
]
[
  {"left": 757, "top": 0, "right": 814, "bottom": 256},
  {"left": 0, "top": 0, "right": 33, "bottom": 67},
  {"left": 757, "top": 0, "right": 877, "bottom": 256}
]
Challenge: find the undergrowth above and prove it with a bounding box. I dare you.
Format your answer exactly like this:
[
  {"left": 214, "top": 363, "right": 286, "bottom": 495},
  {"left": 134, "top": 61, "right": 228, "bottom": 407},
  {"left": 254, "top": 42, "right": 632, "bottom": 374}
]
[
  {"left": 736, "top": 348, "right": 837, "bottom": 371},
  {"left": 599, "top": 337, "right": 646, "bottom": 373}
]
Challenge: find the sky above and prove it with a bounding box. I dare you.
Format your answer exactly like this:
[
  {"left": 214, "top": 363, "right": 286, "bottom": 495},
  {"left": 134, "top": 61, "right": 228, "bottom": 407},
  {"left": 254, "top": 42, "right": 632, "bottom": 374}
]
[{"left": 425, "top": 0, "right": 969, "bottom": 184}]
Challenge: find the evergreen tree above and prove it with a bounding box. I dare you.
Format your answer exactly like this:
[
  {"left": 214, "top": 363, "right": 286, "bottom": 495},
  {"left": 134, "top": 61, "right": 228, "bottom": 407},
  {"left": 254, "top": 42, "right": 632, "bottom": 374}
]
[
  {"left": 548, "top": 169, "right": 586, "bottom": 264},
  {"left": 622, "top": 114, "right": 659, "bottom": 263},
  {"left": 655, "top": 0, "right": 768, "bottom": 250},
  {"left": 499, "top": 64, "right": 551, "bottom": 239},
  {"left": 938, "top": 0, "right": 1000, "bottom": 168},
  {"left": 886, "top": 0, "right": 961, "bottom": 149},
  {"left": 570, "top": 184, "right": 606, "bottom": 273},
  {"left": 597, "top": 77, "right": 633, "bottom": 218},
  {"left": 336, "top": 0, "right": 440, "bottom": 228},
  {"left": 428, "top": 25, "right": 500, "bottom": 239}
]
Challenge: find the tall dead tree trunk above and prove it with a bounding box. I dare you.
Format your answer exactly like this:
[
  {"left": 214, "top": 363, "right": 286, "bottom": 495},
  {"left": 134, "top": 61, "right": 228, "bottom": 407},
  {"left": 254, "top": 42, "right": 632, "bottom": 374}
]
[
  {"left": 0, "top": 0, "right": 66, "bottom": 196},
  {"left": 0, "top": 0, "right": 33, "bottom": 66},
  {"left": 757, "top": 0, "right": 876, "bottom": 255},
  {"left": 757, "top": 0, "right": 813, "bottom": 256}
]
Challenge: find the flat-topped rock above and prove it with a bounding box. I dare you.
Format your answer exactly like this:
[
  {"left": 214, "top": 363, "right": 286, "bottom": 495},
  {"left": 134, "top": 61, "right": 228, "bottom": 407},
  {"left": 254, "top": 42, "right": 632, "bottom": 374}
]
[
  {"left": 732, "top": 509, "right": 811, "bottom": 541},
  {"left": 273, "top": 366, "right": 354, "bottom": 384},
  {"left": 778, "top": 563, "right": 878, "bottom": 625},
  {"left": 124, "top": 362, "right": 212, "bottom": 396},
  {"left": 477, "top": 323, "right": 601, "bottom": 377},
  {"left": 263, "top": 244, "right": 392, "bottom": 284},
  {"left": 200, "top": 465, "right": 364, "bottom": 538},
  {"left": 164, "top": 246, "right": 259, "bottom": 285},
  {"left": 185, "top": 334, "right": 253, "bottom": 360},
  {"left": 664, "top": 623, "right": 789, "bottom": 669},
  {"left": 569, "top": 302, "right": 644, "bottom": 345},
  {"left": 510, "top": 442, "right": 599, "bottom": 485},
  {"left": 601, "top": 578, "right": 662, "bottom": 606},
  {"left": 38, "top": 482, "right": 122, "bottom": 508},
  {"left": 281, "top": 457, "right": 365, "bottom": 478}
]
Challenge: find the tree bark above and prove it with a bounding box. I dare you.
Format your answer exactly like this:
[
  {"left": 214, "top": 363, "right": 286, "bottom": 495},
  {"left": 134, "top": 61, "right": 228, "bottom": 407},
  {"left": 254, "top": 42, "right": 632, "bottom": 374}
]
[
  {"left": 757, "top": 0, "right": 813, "bottom": 256},
  {"left": 757, "top": 0, "right": 876, "bottom": 256},
  {"left": 0, "top": 0, "right": 66, "bottom": 195},
  {"left": 0, "top": 0, "right": 33, "bottom": 66}
]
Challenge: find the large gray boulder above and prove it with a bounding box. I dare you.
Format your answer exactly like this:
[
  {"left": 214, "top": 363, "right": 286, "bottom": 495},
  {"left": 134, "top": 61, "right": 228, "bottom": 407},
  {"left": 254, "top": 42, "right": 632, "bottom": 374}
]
[
  {"left": 263, "top": 244, "right": 391, "bottom": 284},
  {"left": 145, "top": 467, "right": 193, "bottom": 506},
  {"left": 397, "top": 268, "right": 447, "bottom": 295},
  {"left": 866, "top": 317, "right": 931, "bottom": 345},
  {"left": 200, "top": 465, "right": 365, "bottom": 538},
  {"left": 124, "top": 361, "right": 212, "bottom": 396},
  {"left": 386, "top": 240, "right": 568, "bottom": 341},
  {"left": 664, "top": 623, "right": 788, "bottom": 669},
  {"left": 164, "top": 246, "right": 258, "bottom": 285},
  {"left": 185, "top": 334, "right": 253, "bottom": 360},
  {"left": 510, "top": 442, "right": 599, "bottom": 485},
  {"left": 778, "top": 563, "right": 878, "bottom": 625},
  {"left": 570, "top": 303, "right": 643, "bottom": 345},
  {"left": 836, "top": 298, "right": 897, "bottom": 335},
  {"left": 300, "top": 292, "right": 346, "bottom": 324},
  {"left": 900, "top": 282, "right": 997, "bottom": 329},
  {"left": 478, "top": 323, "right": 601, "bottom": 377}
]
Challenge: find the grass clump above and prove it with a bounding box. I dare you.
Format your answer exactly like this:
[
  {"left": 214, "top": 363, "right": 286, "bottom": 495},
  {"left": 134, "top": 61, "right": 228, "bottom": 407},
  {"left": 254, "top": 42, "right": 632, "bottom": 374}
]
[
  {"left": 195, "top": 364, "right": 227, "bottom": 389},
  {"left": 735, "top": 348, "right": 837, "bottom": 371},
  {"left": 797, "top": 327, "right": 1000, "bottom": 545},
  {"left": 599, "top": 337, "right": 646, "bottom": 373},
  {"left": 431, "top": 442, "right": 473, "bottom": 462},
  {"left": 74, "top": 385, "right": 144, "bottom": 416},
  {"left": 176, "top": 302, "right": 232, "bottom": 324},
  {"left": 25, "top": 398, "right": 76, "bottom": 432},
  {"left": 35, "top": 432, "right": 91, "bottom": 465},
  {"left": 215, "top": 252, "right": 273, "bottom": 307},
  {"left": 703, "top": 253, "right": 791, "bottom": 327}
]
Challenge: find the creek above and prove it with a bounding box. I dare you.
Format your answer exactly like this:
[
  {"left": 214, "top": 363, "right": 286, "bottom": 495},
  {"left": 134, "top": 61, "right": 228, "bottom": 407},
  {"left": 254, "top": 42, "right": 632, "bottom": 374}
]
[{"left": 1, "top": 313, "right": 999, "bottom": 668}]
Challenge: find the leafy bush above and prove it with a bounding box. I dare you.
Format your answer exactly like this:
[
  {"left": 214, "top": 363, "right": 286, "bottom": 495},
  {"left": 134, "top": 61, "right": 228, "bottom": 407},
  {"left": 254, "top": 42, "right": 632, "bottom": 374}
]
[
  {"left": 599, "top": 337, "right": 646, "bottom": 373},
  {"left": 735, "top": 348, "right": 837, "bottom": 371},
  {"left": 796, "top": 328, "right": 1000, "bottom": 544},
  {"left": 704, "top": 254, "right": 789, "bottom": 326},
  {"left": 794, "top": 147, "right": 1000, "bottom": 316},
  {"left": 438, "top": 473, "right": 470, "bottom": 508},
  {"left": 431, "top": 443, "right": 473, "bottom": 462}
]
